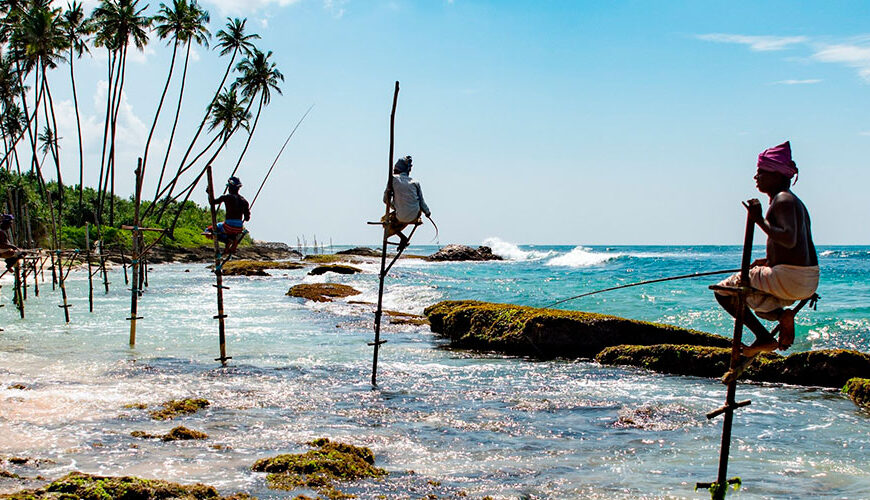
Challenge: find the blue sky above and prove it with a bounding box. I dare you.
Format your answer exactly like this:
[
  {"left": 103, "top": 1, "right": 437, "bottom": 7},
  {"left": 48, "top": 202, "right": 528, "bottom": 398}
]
[{"left": 42, "top": 0, "right": 869, "bottom": 245}]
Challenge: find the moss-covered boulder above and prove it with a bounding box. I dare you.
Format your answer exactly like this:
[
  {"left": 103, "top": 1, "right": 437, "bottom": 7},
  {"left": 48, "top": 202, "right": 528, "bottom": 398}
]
[
  {"left": 149, "top": 399, "right": 210, "bottom": 420},
  {"left": 252, "top": 438, "right": 386, "bottom": 497},
  {"left": 308, "top": 264, "right": 363, "bottom": 276},
  {"left": 596, "top": 345, "right": 870, "bottom": 388},
  {"left": 131, "top": 426, "right": 209, "bottom": 442},
  {"left": 384, "top": 310, "right": 429, "bottom": 326},
  {"left": 287, "top": 283, "right": 361, "bottom": 303},
  {"left": 843, "top": 378, "right": 870, "bottom": 409},
  {"left": 336, "top": 247, "right": 380, "bottom": 257},
  {"left": 221, "top": 260, "right": 304, "bottom": 276},
  {"left": 424, "top": 300, "right": 730, "bottom": 358},
  {"left": 0, "top": 471, "right": 250, "bottom": 499}
]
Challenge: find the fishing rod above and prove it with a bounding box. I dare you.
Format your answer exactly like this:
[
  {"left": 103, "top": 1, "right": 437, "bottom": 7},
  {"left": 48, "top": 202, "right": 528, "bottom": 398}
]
[
  {"left": 250, "top": 104, "right": 314, "bottom": 210},
  {"left": 543, "top": 268, "right": 741, "bottom": 309},
  {"left": 425, "top": 213, "right": 439, "bottom": 243}
]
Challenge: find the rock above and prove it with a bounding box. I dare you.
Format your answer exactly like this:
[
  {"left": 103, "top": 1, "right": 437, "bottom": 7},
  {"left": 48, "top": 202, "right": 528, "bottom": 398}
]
[
  {"left": 336, "top": 247, "right": 381, "bottom": 257},
  {"left": 252, "top": 437, "right": 387, "bottom": 497},
  {"left": 7, "top": 384, "right": 27, "bottom": 390},
  {"left": 595, "top": 345, "right": 870, "bottom": 388},
  {"left": 308, "top": 264, "right": 363, "bottom": 276},
  {"left": 843, "top": 378, "right": 870, "bottom": 409},
  {"left": 423, "top": 300, "right": 729, "bottom": 359},
  {"left": 427, "top": 244, "right": 503, "bottom": 261},
  {"left": 384, "top": 310, "right": 430, "bottom": 326},
  {"left": 149, "top": 398, "right": 210, "bottom": 420},
  {"left": 128, "top": 243, "right": 301, "bottom": 264},
  {"left": 287, "top": 283, "right": 361, "bottom": 302},
  {"left": 0, "top": 471, "right": 251, "bottom": 499},
  {"left": 221, "top": 260, "right": 305, "bottom": 276},
  {"left": 131, "top": 426, "right": 209, "bottom": 441}
]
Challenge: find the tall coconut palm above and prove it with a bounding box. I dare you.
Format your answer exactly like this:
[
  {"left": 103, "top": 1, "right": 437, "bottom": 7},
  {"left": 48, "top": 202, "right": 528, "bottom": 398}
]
[
  {"left": 229, "top": 48, "right": 282, "bottom": 179},
  {"left": 152, "top": 0, "right": 209, "bottom": 195},
  {"left": 62, "top": 1, "right": 91, "bottom": 209},
  {"left": 1, "top": 103, "right": 25, "bottom": 172},
  {"left": 149, "top": 16, "right": 257, "bottom": 215},
  {"left": 91, "top": 0, "right": 150, "bottom": 225}
]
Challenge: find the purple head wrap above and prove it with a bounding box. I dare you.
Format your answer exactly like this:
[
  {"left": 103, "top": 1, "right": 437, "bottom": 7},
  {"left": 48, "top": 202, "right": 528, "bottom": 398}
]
[{"left": 757, "top": 141, "right": 798, "bottom": 179}]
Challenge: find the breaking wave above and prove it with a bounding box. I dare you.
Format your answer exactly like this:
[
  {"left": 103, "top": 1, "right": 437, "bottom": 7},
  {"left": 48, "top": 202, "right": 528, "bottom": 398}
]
[
  {"left": 546, "top": 246, "right": 619, "bottom": 267},
  {"left": 482, "top": 237, "right": 555, "bottom": 261}
]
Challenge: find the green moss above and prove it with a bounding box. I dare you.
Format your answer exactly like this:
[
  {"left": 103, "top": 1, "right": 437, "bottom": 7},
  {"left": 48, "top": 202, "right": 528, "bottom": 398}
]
[
  {"left": 131, "top": 426, "right": 209, "bottom": 441},
  {"left": 123, "top": 402, "right": 148, "bottom": 410},
  {"left": 384, "top": 310, "right": 429, "bottom": 326},
  {"left": 308, "top": 265, "right": 363, "bottom": 276},
  {"left": 0, "top": 471, "right": 250, "bottom": 499},
  {"left": 423, "top": 300, "right": 730, "bottom": 359},
  {"left": 222, "top": 260, "right": 305, "bottom": 276},
  {"left": 843, "top": 378, "right": 870, "bottom": 409},
  {"left": 302, "top": 255, "right": 347, "bottom": 264},
  {"left": 149, "top": 399, "right": 210, "bottom": 421},
  {"left": 251, "top": 438, "right": 387, "bottom": 498},
  {"left": 286, "top": 284, "right": 362, "bottom": 303}
]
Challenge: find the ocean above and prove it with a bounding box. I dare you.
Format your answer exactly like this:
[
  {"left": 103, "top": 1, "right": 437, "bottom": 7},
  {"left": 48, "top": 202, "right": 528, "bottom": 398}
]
[{"left": 0, "top": 241, "right": 868, "bottom": 498}]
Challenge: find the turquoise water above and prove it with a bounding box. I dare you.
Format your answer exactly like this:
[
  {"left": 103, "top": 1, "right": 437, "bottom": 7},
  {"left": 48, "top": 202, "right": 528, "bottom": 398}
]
[{"left": 0, "top": 241, "right": 868, "bottom": 499}]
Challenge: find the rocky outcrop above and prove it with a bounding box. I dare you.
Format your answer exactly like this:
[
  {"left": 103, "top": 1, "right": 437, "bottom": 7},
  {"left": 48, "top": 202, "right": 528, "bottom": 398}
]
[
  {"left": 131, "top": 426, "right": 209, "bottom": 441},
  {"left": 287, "top": 283, "right": 362, "bottom": 302},
  {"left": 336, "top": 247, "right": 381, "bottom": 257},
  {"left": 424, "top": 300, "right": 729, "bottom": 359},
  {"left": 149, "top": 398, "right": 210, "bottom": 420},
  {"left": 0, "top": 471, "right": 251, "bottom": 499},
  {"left": 127, "top": 243, "right": 300, "bottom": 264},
  {"left": 596, "top": 345, "right": 870, "bottom": 389},
  {"left": 308, "top": 264, "right": 363, "bottom": 276},
  {"left": 427, "top": 244, "right": 503, "bottom": 262},
  {"left": 221, "top": 260, "right": 305, "bottom": 276},
  {"left": 843, "top": 377, "right": 870, "bottom": 409}
]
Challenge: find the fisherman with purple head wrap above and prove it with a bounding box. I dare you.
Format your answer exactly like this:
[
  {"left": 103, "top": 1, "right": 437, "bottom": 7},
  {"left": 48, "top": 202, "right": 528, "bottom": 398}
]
[{"left": 714, "top": 141, "right": 819, "bottom": 355}]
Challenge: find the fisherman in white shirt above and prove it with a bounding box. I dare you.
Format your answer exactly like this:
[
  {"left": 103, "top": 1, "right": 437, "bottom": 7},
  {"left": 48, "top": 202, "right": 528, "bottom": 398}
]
[{"left": 383, "top": 155, "right": 430, "bottom": 251}]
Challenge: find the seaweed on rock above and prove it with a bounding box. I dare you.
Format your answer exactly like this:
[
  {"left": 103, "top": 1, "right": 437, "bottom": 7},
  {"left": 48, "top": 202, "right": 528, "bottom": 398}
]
[
  {"left": 843, "top": 377, "right": 870, "bottom": 409},
  {"left": 149, "top": 399, "right": 210, "bottom": 420}
]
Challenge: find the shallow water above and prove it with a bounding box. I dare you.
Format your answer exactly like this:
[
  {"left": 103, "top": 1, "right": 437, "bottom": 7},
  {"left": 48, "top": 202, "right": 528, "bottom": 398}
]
[{"left": 1, "top": 243, "right": 868, "bottom": 499}]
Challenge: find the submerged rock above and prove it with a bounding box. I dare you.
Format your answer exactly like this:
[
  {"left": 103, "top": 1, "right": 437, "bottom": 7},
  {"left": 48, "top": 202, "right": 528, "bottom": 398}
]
[
  {"left": 287, "top": 283, "right": 361, "bottom": 302},
  {"left": 336, "top": 247, "right": 381, "bottom": 257},
  {"left": 0, "top": 471, "right": 250, "bottom": 499},
  {"left": 221, "top": 259, "right": 305, "bottom": 276},
  {"left": 843, "top": 377, "right": 870, "bottom": 409},
  {"left": 131, "top": 426, "right": 209, "bottom": 441},
  {"left": 149, "top": 398, "right": 210, "bottom": 420},
  {"left": 308, "top": 264, "right": 363, "bottom": 276},
  {"left": 427, "top": 244, "right": 503, "bottom": 262},
  {"left": 424, "top": 300, "right": 729, "bottom": 358},
  {"left": 596, "top": 345, "right": 870, "bottom": 388},
  {"left": 251, "top": 437, "right": 387, "bottom": 497},
  {"left": 384, "top": 310, "right": 430, "bottom": 326}
]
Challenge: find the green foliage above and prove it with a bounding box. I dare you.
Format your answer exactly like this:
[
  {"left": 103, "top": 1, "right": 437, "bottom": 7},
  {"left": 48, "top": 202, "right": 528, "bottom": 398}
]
[{"left": 0, "top": 171, "right": 243, "bottom": 250}]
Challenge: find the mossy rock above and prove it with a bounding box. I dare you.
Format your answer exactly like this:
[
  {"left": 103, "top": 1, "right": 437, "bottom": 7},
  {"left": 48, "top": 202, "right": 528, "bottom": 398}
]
[
  {"left": 251, "top": 438, "right": 386, "bottom": 497},
  {"left": 384, "top": 310, "right": 429, "bottom": 326},
  {"left": 302, "top": 254, "right": 349, "bottom": 264},
  {"left": 222, "top": 260, "right": 305, "bottom": 276},
  {"left": 149, "top": 399, "right": 210, "bottom": 420},
  {"left": 131, "top": 426, "right": 209, "bottom": 441},
  {"left": 7, "top": 384, "right": 27, "bottom": 390},
  {"left": 0, "top": 471, "right": 251, "bottom": 499},
  {"left": 596, "top": 345, "right": 870, "bottom": 388},
  {"left": 843, "top": 378, "right": 870, "bottom": 409},
  {"left": 286, "top": 284, "right": 361, "bottom": 303},
  {"left": 308, "top": 265, "right": 363, "bottom": 276},
  {"left": 423, "top": 300, "right": 730, "bottom": 359}
]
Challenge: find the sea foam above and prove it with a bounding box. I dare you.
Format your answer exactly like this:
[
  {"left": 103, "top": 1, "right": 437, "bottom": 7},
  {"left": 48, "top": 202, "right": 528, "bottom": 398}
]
[
  {"left": 546, "top": 246, "right": 618, "bottom": 267},
  {"left": 482, "top": 237, "right": 554, "bottom": 261}
]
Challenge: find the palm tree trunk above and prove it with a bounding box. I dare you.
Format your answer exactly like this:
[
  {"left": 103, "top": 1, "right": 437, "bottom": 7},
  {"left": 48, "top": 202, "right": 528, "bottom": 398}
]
[
  {"left": 109, "top": 44, "right": 130, "bottom": 226},
  {"left": 42, "top": 63, "right": 64, "bottom": 222},
  {"left": 142, "top": 39, "right": 179, "bottom": 179},
  {"left": 96, "top": 49, "right": 117, "bottom": 224},
  {"left": 155, "top": 41, "right": 192, "bottom": 201},
  {"left": 229, "top": 94, "right": 263, "bottom": 179},
  {"left": 69, "top": 48, "right": 85, "bottom": 213}
]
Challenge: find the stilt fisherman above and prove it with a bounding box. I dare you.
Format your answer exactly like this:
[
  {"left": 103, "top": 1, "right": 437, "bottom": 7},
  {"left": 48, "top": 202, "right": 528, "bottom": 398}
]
[
  {"left": 0, "top": 214, "right": 23, "bottom": 269},
  {"left": 205, "top": 176, "right": 251, "bottom": 252},
  {"left": 714, "top": 141, "right": 819, "bottom": 355},
  {"left": 383, "top": 155, "right": 431, "bottom": 251}
]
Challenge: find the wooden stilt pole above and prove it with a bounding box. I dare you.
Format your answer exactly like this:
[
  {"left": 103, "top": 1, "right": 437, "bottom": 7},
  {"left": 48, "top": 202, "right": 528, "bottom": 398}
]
[
  {"left": 370, "top": 81, "right": 400, "bottom": 387},
  {"left": 697, "top": 203, "right": 757, "bottom": 499},
  {"left": 206, "top": 165, "right": 231, "bottom": 366},
  {"left": 86, "top": 223, "right": 94, "bottom": 312},
  {"left": 13, "top": 262, "right": 23, "bottom": 319},
  {"left": 31, "top": 255, "right": 38, "bottom": 297},
  {"left": 120, "top": 244, "right": 129, "bottom": 285},
  {"left": 127, "top": 159, "right": 144, "bottom": 348},
  {"left": 20, "top": 254, "right": 27, "bottom": 301},
  {"left": 57, "top": 250, "right": 71, "bottom": 323}
]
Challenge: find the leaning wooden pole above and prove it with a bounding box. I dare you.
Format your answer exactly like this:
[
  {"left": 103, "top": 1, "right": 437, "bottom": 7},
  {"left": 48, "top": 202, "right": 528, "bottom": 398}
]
[
  {"left": 370, "top": 81, "right": 400, "bottom": 387},
  {"left": 698, "top": 203, "right": 756, "bottom": 499},
  {"left": 85, "top": 223, "right": 94, "bottom": 312},
  {"left": 127, "top": 159, "right": 144, "bottom": 347},
  {"left": 46, "top": 191, "right": 71, "bottom": 323},
  {"left": 206, "top": 165, "right": 231, "bottom": 366},
  {"left": 13, "top": 261, "right": 24, "bottom": 319}
]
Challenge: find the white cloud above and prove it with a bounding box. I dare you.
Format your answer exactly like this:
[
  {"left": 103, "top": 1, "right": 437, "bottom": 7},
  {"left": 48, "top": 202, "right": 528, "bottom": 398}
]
[
  {"left": 696, "top": 34, "right": 807, "bottom": 52},
  {"left": 772, "top": 79, "right": 822, "bottom": 85},
  {"left": 323, "top": 0, "right": 348, "bottom": 18},
  {"left": 860, "top": 131, "right": 870, "bottom": 136},
  {"left": 811, "top": 42, "right": 870, "bottom": 82}
]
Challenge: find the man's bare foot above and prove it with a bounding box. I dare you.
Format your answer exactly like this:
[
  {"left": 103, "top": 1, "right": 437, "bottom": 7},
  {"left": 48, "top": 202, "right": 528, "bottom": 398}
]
[
  {"left": 778, "top": 308, "right": 796, "bottom": 350},
  {"left": 742, "top": 338, "right": 778, "bottom": 357}
]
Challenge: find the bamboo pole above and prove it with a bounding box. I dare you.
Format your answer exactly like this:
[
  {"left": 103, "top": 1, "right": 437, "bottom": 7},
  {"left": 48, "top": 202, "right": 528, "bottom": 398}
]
[
  {"left": 119, "top": 244, "right": 129, "bottom": 285},
  {"left": 86, "top": 223, "right": 94, "bottom": 312},
  {"left": 206, "top": 165, "right": 231, "bottom": 366},
  {"left": 127, "top": 159, "right": 144, "bottom": 347},
  {"left": 13, "top": 262, "right": 23, "bottom": 319},
  {"left": 31, "top": 255, "right": 38, "bottom": 297},
  {"left": 370, "top": 81, "right": 400, "bottom": 387}
]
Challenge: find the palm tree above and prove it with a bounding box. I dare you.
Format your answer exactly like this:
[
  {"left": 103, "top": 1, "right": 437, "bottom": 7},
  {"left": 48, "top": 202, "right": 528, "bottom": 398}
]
[
  {"left": 61, "top": 1, "right": 91, "bottom": 209},
  {"left": 229, "top": 48, "right": 283, "bottom": 178},
  {"left": 149, "top": 17, "right": 257, "bottom": 215},
  {"left": 1, "top": 102, "right": 25, "bottom": 173},
  {"left": 152, "top": 0, "right": 209, "bottom": 194},
  {"left": 91, "top": 0, "right": 150, "bottom": 225}
]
